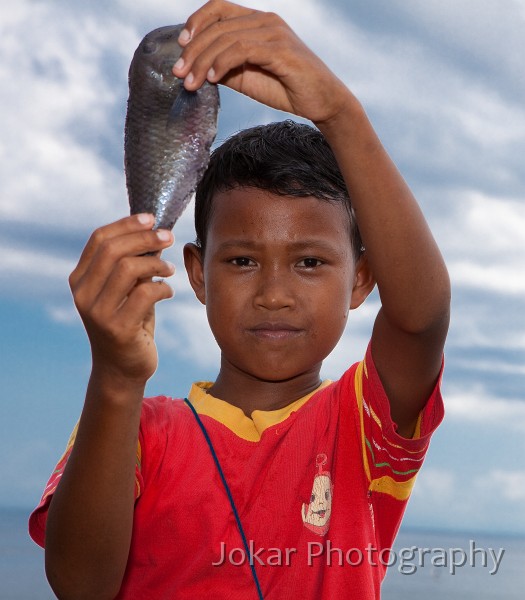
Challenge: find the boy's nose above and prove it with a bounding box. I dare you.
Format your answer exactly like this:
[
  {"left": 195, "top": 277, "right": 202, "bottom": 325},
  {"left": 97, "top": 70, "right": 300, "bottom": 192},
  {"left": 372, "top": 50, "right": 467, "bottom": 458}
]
[{"left": 253, "top": 269, "right": 296, "bottom": 310}]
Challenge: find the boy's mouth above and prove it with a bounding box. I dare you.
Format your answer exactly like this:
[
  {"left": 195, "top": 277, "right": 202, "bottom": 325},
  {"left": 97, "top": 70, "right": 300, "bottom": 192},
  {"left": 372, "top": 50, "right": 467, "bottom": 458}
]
[{"left": 248, "top": 322, "right": 304, "bottom": 340}]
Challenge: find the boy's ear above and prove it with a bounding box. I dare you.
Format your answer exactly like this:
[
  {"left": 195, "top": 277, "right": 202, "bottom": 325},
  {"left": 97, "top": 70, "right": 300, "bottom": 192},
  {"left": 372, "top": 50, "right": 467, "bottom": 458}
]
[
  {"left": 350, "top": 253, "right": 376, "bottom": 310},
  {"left": 183, "top": 243, "right": 206, "bottom": 305}
]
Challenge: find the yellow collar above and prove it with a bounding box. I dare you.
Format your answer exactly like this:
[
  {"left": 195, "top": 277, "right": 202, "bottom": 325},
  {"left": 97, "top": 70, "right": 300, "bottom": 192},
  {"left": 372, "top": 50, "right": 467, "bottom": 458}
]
[{"left": 187, "top": 380, "right": 332, "bottom": 442}]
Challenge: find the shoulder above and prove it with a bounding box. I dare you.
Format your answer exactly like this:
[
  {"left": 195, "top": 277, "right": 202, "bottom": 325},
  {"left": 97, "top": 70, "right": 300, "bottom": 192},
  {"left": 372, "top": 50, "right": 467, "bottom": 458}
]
[
  {"left": 138, "top": 396, "right": 192, "bottom": 452},
  {"left": 141, "top": 395, "right": 187, "bottom": 419},
  {"left": 362, "top": 343, "right": 444, "bottom": 442},
  {"left": 323, "top": 344, "right": 444, "bottom": 443}
]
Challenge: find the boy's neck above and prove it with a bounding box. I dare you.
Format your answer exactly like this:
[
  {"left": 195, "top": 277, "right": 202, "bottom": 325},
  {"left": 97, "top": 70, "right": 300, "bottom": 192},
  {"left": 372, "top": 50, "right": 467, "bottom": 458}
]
[{"left": 207, "top": 360, "right": 323, "bottom": 417}]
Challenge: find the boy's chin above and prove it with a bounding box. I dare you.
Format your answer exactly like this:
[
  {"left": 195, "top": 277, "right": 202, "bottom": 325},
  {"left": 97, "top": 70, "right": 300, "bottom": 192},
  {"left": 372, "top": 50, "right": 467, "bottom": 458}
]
[{"left": 228, "top": 358, "right": 325, "bottom": 385}]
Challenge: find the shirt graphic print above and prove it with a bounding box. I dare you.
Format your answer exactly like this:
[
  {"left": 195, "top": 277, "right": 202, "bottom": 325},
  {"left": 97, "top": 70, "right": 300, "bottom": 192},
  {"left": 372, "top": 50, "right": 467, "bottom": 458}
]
[{"left": 301, "top": 453, "right": 333, "bottom": 536}]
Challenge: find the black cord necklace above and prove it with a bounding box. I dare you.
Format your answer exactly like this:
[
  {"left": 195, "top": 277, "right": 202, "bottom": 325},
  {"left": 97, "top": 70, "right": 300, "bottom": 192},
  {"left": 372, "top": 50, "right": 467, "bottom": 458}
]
[{"left": 184, "top": 397, "right": 264, "bottom": 600}]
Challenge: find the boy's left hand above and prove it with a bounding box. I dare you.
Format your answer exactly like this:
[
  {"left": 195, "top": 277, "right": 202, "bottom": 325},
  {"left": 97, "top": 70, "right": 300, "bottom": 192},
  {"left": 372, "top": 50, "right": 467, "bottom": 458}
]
[{"left": 173, "top": 0, "right": 351, "bottom": 125}]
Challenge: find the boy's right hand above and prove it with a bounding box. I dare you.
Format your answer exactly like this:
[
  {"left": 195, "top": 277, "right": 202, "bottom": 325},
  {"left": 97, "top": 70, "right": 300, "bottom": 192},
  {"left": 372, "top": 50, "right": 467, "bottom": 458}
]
[
  {"left": 69, "top": 214, "right": 175, "bottom": 389},
  {"left": 173, "top": 0, "right": 354, "bottom": 128}
]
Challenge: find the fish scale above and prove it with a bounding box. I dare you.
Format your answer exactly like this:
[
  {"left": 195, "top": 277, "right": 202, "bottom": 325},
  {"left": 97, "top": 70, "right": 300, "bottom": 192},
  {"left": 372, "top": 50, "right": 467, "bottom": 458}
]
[{"left": 125, "top": 25, "right": 220, "bottom": 230}]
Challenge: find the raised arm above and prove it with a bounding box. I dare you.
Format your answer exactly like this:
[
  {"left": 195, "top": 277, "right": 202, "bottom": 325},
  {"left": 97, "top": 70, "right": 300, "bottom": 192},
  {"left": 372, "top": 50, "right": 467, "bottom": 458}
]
[
  {"left": 174, "top": 0, "right": 450, "bottom": 436},
  {"left": 45, "top": 215, "right": 174, "bottom": 599},
  {"left": 318, "top": 104, "right": 450, "bottom": 437}
]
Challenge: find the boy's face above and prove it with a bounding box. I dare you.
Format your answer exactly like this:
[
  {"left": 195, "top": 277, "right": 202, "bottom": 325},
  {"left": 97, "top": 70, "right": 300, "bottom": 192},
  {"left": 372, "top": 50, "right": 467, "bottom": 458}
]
[{"left": 185, "top": 187, "right": 372, "bottom": 383}]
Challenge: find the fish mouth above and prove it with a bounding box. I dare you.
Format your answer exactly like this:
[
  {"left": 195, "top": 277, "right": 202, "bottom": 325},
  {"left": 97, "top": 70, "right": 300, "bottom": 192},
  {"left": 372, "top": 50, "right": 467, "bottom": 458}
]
[
  {"left": 248, "top": 322, "right": 304, "bottom": 341},
  {"left": 157, "top": 59, "right": 181, "bottom": 80}
]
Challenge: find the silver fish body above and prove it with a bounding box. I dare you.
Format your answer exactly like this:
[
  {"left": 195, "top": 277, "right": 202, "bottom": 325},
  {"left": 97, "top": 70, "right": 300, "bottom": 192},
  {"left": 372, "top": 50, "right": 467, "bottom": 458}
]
[{"left": 125, "top": 25, "right": 219, "bottom": 230}]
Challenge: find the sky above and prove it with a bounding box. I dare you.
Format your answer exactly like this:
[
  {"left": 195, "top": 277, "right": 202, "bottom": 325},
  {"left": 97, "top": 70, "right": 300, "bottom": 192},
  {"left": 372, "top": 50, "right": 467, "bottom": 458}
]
[{"left": 0, "top": 0, "right": 524, "bottom": 539}]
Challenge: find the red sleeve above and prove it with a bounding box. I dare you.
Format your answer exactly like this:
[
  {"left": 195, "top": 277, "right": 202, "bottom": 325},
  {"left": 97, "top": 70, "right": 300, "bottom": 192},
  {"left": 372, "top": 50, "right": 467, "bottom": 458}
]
[
  {"left": 358, "top": 343, "right": 445, "bottom": 498},
  {"left": 345, "top": 343, "right": 444, "bottom": 551},
  {"left": 28, "top": 421, "right": 144, "bottom": 548}
]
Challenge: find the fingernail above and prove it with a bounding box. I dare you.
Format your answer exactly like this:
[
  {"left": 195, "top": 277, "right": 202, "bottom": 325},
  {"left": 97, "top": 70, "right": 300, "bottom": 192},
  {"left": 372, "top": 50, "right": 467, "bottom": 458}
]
[
  {"left": 165, "top": 261, "right": 176, "bottom": 273},
  {"left": 173, "top": 57, "right": 184, "bottom": 71},
  {"left": 178, "top": 28, "right": 191, "bottom": 44},
  {"left": 207, "top": 67, "right": 216, "bottom": 81},
  {"left": 185, "top": 72, "right": 194, "bottom": 87},
  {"left": 137, "top": 213, "right": 153, "bottom": 225},
  {"left": 157, "top": 230, "right": 172, "bottom": 242}
]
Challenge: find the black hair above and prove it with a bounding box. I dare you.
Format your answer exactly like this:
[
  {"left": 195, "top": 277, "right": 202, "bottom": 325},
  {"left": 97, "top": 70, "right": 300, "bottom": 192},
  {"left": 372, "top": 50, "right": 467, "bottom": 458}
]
[{"left": 194, "top": 120, "right": 363, "bottom": 260}]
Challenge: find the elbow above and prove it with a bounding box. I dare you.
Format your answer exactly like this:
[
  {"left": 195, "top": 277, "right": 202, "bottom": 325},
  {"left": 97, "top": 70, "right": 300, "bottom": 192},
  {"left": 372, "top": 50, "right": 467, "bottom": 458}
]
[
  {"left": 405, "top": 301, "right": 450, "bottom": 340},
  {"left": 421, "top": 271, "right": 451, "bottom": 336},
  {"left": 415, "top": 285, "right": 451, "bottom": 336},
  {"left": 383, "top": 277, "right": 451, "bottom": 337},
  {"left": 420, "top": 302, "right": 450, "bottom": 340},
  {"left": 409, "top": 267, "right": 451, "bottom": 335}
]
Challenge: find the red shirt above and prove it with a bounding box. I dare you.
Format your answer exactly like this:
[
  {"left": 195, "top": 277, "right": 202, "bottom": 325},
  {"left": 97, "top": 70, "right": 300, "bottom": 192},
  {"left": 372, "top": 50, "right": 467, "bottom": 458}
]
[{"left": 30, "top": 345, "right": 444, "bottom": 599}]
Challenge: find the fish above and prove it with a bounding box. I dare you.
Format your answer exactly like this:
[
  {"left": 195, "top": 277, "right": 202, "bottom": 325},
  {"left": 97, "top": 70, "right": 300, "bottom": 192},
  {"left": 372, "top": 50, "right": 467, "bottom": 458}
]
[{"left": 125, "top": 24, "right": 220, "bottom": 230}]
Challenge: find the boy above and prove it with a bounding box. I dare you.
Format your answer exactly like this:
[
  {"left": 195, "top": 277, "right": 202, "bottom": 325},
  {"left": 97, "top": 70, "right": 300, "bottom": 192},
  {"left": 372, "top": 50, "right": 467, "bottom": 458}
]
[{"left": 29, "top": 1, "right": 450, "bottom": 598}]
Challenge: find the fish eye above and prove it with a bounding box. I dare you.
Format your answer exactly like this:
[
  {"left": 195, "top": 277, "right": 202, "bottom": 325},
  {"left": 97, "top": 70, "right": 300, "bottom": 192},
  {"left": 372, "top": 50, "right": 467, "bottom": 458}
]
[{"left": 142, "top": 40, "right": 159, "bottom": 54}]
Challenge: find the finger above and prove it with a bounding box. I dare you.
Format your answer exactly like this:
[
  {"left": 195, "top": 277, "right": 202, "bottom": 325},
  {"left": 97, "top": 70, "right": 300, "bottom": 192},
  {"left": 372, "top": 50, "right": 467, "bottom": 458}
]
[
  {"left": 116, "top": 279, "right": 174, "bottom": 329},
  {"left": 202, "top": 36, "right": 291, "bottom": 88},
  {"left": 95, "top": 255, "right": 175, "bottom": 317},
  {"left": 70, "top": 214, "right": 155, "bottom": 288},
  {"left": 72, "top": 229, "right": 174, "bottom": 313},
  {"left": 175, "top": 14, "right": 286, "bottom": 91},
  {"left": 178, "top": 0, "right": 256, "bottom": 46}
]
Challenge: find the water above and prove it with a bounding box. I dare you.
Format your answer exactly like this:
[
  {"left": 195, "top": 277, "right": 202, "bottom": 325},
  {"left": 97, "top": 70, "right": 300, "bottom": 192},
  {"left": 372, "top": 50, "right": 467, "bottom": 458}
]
[
  {"left": 0, "top": 508, "right": 54, "bottom": 600},
  {"left": 1, "top": 508, "right": 523, "bottom": 599},
  {"left": 382, "top": 528, "right": 524, "bottom": 599}
]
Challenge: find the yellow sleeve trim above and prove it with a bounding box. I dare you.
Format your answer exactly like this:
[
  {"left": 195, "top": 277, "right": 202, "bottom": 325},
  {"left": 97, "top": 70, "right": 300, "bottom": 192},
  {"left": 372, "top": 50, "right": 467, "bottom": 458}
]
[
  {"left": 369, "top": 474, "right": 417, "bottom": 501},
  {"left": 64, "top": 422, "right": 79, "bottom": 455},
  {"left": 135, "top": 439, "right": 142, "bottom": 498},
  {"left": 355, "top": 360, "right": 372, "bottom": 483}
]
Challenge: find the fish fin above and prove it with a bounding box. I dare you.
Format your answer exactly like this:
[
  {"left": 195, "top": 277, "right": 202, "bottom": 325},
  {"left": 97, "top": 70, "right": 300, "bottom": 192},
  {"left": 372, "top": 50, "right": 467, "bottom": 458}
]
[{"left": 167, "top": 88, "right": 200, "bottom": 129}]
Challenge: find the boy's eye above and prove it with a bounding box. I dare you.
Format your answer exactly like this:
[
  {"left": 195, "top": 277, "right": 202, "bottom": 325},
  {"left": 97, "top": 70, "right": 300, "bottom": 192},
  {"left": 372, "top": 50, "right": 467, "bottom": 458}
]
[
  {"left": 297, "top": 258, "right": 323, "bottom": 268},
  {"left": 230, "top": 257, "right": 255, "bottom": 267}
]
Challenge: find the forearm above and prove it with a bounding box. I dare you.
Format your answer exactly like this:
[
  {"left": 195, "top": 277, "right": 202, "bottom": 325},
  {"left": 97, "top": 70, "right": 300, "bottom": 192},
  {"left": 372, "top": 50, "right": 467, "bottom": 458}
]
[
  {"left": 317, "top": 95, "right": 450, "bottom": 333},
  {"left": 45, "top": 370, "right": 144, "bottom": 600}
]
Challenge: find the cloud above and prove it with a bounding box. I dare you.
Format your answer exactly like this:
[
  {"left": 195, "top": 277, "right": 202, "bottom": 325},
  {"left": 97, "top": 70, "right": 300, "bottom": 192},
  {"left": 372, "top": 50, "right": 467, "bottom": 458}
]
[
  {"left": 317, "top": 0, "right": 525, "bottom": 208},
  {"left": 156, "top": 299, "right": 221, "bottom": 369},
  {"left": 0, "top": 241, "right": 75, "bottom": 300},
  {"left": 412, "top": 467, "right": 456, "bottom": 502},
  {"left": 47, "top": 304, "right": 79, "bottom": 325},
  {"left": 444, "top": 387, "right": 525, "bottom": 431},
  {"left": 478, "top": 470, "right": 525, "bottom": 502},
  {"left": 114, "top": 0, "right": 203, "bottom": 24},
  {"left": 397, "top": 0, "right": 525, "bottom": 100},
  {"left": 441, "top": 192, "right": 525, "bottom": 301},
  {"left": 0, "top": 0, "right": 137, "bottom": 234},
  {"left": 442, "top": 192, "right": 525, "bottom": 261},
  {"left": 408, "top": 464, "right": 525, "bottom": 533},
  {"left": 330, "top": 0, "right": 525, "bottom": 103}
]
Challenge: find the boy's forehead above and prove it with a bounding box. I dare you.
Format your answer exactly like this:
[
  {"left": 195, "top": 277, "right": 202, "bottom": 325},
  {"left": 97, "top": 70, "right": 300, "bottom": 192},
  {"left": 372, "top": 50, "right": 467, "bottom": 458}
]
[{"left": 208, "top": 187, "right": 352, "bottom": 242}]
